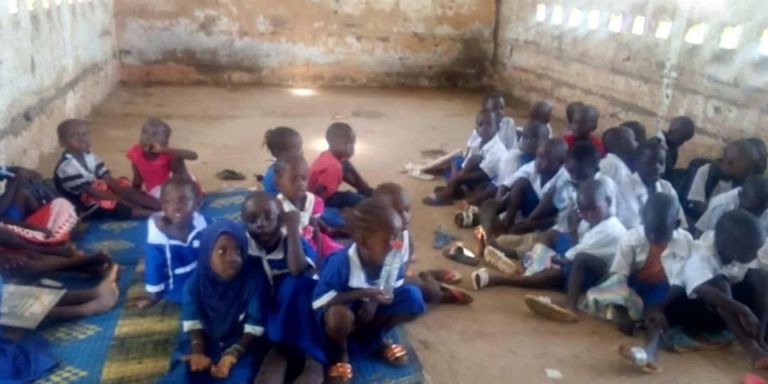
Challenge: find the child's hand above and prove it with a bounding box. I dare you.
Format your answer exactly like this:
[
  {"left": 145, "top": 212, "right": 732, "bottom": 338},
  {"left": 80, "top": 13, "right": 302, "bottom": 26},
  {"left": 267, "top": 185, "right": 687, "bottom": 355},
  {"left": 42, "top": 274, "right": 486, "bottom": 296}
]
[
  {"left": 182, "top": 353, "right": 212, "bottom": 372},
  {"left": 282, "top": 211, "right": 301, "bottom": 230},
  {"left": 358, "top": 300, "right": 379, "bottom": 323},
  {"left": 359, "top": 288, "right": 392, "bottom": 304},
  {"left": 210, "top": 354, "right": 237, "bottom": 379}
]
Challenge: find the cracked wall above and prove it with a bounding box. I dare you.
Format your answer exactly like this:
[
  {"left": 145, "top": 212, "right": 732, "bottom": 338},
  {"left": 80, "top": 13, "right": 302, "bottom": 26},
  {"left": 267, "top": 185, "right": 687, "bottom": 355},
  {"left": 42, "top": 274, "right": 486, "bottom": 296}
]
[
  {"left": 494, "top": 0, "right": 768, "bottom": 164},
  {"left": 115, "top": 0, "right": 495, "bottom": 87},
  {"left": 1, "top": 0, "right": 118, "bottom": 167}
]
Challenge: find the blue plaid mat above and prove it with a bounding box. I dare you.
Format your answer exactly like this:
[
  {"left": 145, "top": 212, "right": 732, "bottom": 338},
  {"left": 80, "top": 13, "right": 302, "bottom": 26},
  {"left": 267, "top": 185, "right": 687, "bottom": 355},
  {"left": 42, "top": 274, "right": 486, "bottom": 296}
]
[{"left": 34, "top": 189, "right": 425, "bottom": 384}]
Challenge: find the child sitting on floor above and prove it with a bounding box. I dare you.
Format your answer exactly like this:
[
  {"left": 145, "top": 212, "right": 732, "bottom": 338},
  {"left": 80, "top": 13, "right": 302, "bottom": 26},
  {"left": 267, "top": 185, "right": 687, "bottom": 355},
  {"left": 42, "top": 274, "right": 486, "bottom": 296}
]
[
  {"left": 652, "top": 116, "right": 695, "bottom": 176},
  {"left": 424, "top": 110, "right": 507, "bottom": 206},
  {"left": 129, "top": 177, "right": 207, "bottom": 308},
  {"left": 309, "top": 122, "right": 372, "bottom": 209},
  {"left": 242, "top": 192, "right": 324, "bottom": 384},
  {"left": 473, "top": 179, "right": 627, "bottom": 323},
  {"left": 54, "top": 119, "right": 156, "bottom": 220},
  {"left": 599, "top": 126, "right": 640, "bottom": 228},
  {"left": 375, "top": 183, "right": 472, "bottom": 305},
  {"left": 695, "top": 175, "right": 768, "bottom": 235},
  {"left": 681, "top": 210, "right": 768, "bottom": 370},
  {"left": 469, "top": 93, "right": 519, "bottom": 150},
  {"left": 628, "top": 141, "right": 687, "bottom": 227},
  {"left": 275, "top": 155, "right": 342, "bottom": 259},
  {"left": 0, "top": 167, "right": 81, "bottom": 258},
  {"left": 685, "top": 139, "right": 761, "bottom": 221},
  {"left": 261, "top": 126, "right": 303, "bottom": 196},
  {"left": 463, "top": 121, "right": 548, "bottom": 209},
  {"left": 312, "top": 198, "right": 426, "bottom": 384},
  {"left": 127, "top": 118, "right": 199, "bottom": 209},
  {"left": 478, "top": 138, "right": 568, "bottom": 234},
  {"left": 586, "top": 193, "right": 692, "bottom": 373},
  {"left": 162, "top": 220, "right": 269, "bottom": 384},
  {"left": 563, "top": 105, "right": 605, "bottom": 155}
]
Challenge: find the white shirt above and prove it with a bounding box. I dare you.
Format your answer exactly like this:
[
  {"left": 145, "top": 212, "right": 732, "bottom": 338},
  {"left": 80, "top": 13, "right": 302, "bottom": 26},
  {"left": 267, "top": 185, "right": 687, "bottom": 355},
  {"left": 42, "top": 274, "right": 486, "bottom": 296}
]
[
  {"left": 610, "top": 227, "right": 693, "bottom": 287},
  {"left": 599, "top": 154, "right": 643, "bottom": 229},
  {"left": 467, "top": 117, "right": 518, "bottom": 151},
  {"left": 564, "top": 216, "right": 627, "bottom": 263},
  {"left": 501, "top": 162, "right": 570, "bottom": 198},
  {"left": 464, "top": 135, "right": 507, "bottom": 180},
  {"left": 695, "top": 188, "right": 740, "bottom": 233},
  {"left": 620, "top": 173, "right": 688, "bottom": 230},
  {"left": 687, "top": 163, "right": 733, "bottom": 204},
  {"left": 682, "top": 231, "right": 760, "bottom": 298},
  {"left": 496, "top": 149, "right": 531, "bottom": 187},
  {"left": 552, "top": 173, "right": 618, "bottom": 232}
]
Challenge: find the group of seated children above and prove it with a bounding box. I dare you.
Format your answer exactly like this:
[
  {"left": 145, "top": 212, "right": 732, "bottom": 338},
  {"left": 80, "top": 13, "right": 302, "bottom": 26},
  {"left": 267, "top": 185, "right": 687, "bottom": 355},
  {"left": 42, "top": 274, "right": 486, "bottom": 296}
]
[
  {"left": 421, "top": 93, "right": 768, "bottom": 374},
  {"left": 40, "top": 117, "right": 464, "bottom": 383}
]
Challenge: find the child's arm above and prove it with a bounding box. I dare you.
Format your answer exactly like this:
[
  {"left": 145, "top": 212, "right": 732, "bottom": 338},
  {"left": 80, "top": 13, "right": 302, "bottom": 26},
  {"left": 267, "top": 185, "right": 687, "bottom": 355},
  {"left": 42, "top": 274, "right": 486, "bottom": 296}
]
[
  {"left": 342, "top": 161, "right": 372, "bottom": 195},
  {"left": 511, "top": 190, "right": 558, "bottom": 233},
  {"left": 284, "top": 211, "right": 311, "bottom": 275},
  {"left": 102, "top": 174, "right": 160, "bottom": 210},
  {"left": 130, "top": 164, "right": 144, "bottom": 190},
  {"left": 181, "top": 330, "right": 213, "bottom": 372},
  {"left": 695, "top": 280, "right": 760, "bottom": 334},
  {"left": 82, "top": 182, "right": 123, "bottom": 202},
  {"left": 162, "top": 147, "right": 199, "bottom": 161}
]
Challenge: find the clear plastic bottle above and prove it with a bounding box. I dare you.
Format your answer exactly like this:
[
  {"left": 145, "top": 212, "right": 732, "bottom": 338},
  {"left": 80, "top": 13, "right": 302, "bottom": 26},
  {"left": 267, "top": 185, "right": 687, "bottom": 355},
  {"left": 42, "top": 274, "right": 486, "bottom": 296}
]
[{"left": 378, "top": 252, "right": 402, "bottom": 299}]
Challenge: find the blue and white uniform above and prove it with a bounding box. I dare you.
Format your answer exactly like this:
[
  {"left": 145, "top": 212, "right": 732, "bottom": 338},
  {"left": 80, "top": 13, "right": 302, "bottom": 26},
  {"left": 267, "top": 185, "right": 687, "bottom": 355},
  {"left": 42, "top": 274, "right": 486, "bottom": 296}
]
[
  {"left": 144, "top": 212, "right": 208, "bottom": 303},
  {"left": 312, "top": 244, "right": 426, "bottom": 355}
]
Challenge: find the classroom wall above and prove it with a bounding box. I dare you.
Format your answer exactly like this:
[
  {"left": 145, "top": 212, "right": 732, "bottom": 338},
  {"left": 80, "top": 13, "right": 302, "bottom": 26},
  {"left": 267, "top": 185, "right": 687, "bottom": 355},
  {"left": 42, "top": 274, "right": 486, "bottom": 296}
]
[
  {"left": 114, "top": 0, "right": 495, "bottom": 87},
  {"left": 0, "top": 0, "right": 118, "bottom": 167},
  {"left": 494, "top": 0, "right": 768, "bottom": 165}
]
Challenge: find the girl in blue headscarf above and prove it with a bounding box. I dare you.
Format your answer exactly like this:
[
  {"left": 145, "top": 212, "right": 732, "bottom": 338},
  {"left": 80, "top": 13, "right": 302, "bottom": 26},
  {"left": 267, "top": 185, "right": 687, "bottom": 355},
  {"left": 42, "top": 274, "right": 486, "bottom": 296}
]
[{"left": 161, "top": 219, "right": 270, "bottom": 384}]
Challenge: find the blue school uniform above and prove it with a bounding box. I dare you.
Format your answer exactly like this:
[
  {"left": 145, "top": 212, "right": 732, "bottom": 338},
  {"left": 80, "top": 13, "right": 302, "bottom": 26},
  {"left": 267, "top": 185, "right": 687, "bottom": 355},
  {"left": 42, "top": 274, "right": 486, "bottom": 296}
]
[
  {"left": 145, "top": 212, "right": 208, "bottom": 304},
  {"left": 247, "top": 233, "right": 328, "bottom": 364},
  {"left": 262, "top": 165, "right": 278, "bottom": 196},
  {"left": 162, "top": 220, "right": 270, "bottom": 384},
  {"left": 312, "top": 245, "right": 426, "bottom": 356}
]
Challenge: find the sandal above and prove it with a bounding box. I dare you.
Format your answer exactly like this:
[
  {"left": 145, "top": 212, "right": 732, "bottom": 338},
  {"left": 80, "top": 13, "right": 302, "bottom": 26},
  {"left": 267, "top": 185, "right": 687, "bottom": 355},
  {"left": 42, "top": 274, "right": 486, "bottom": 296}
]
[
  {"left": 440, "top": 283, "right": 474, "bottom": 305},
  {"left": 382, "top": 343, "right": 408, "bottom": 366},
  {"left": 327, "top": 363, "right": 353, "bottom": 383},
  {"left": 472, "top": 268, "right": 491, "bottom": 290},
  {"left": 524, "top": 295, "right": 579, "bottom": 323},
  {"left": 427, "top": 268, "right": 462, "bottom": 284},
  {"left": 443, "top": 242, "right": 480, "bottom": 266},
  {"left": 433, "top": 227, "right": 458, "bottom": 249},
  {"left": 618, "top": 345, "right": 662, "bottom": 374},
  {"left": 483, "top": 245, "right": 522, "bottom": 276},
  {"left": 454, "top": 206, "right": 480, "bottom": 228},
  {"left": 216, "top": 169, "right": 246, "bottom": 181},
  {"left": 422, "top": 195, "right": 452, "bottom": 207}
]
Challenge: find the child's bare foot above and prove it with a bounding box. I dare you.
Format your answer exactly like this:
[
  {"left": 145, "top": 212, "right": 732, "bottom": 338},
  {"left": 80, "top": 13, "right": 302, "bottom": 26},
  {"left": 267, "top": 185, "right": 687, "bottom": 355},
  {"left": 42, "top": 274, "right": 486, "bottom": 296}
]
[
  {"left": 125, "top": 296, "right": 159, "bottom": 309},
  {"left": 83, "top": 264, "right": 119, "bottom": 315},
  {"left": 293, "top": 358, "right": 324, "bottom": 384},
  {"left": 439, "top": 283, "right": 474, "bottom": 305},
  {"left": 327, "top": 362, "right": 352, "bottom": 384},
  {"left": 85, "top": 251, "right": 113, "bottom": 278},
  {"left": 421, "top": 269, "right": 462, "bottom": 284},
  {"left": 473, "top": 226, "right": 487, "bottom": 258}
]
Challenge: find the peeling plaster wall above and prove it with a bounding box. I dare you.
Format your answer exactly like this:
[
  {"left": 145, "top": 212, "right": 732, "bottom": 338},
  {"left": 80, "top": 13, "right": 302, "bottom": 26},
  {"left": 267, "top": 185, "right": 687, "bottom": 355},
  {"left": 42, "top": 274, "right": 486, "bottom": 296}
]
[
  {"left": 115, "top": 0, "right": 494, "bottom": 87},
  {"left": 495, "top": 0, "right": 768, "bottom": 164},
  {"left": 1, "top": 0, "right": 118, "bottom": 167}
]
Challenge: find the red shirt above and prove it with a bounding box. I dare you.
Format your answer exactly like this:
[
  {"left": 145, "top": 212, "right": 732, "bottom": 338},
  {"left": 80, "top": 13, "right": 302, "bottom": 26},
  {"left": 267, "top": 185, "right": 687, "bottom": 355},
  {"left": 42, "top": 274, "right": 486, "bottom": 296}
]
[
  {"left": 308, "top": 150, "right": 343, "bottom": 198},
  {"left": 563, "top": 133, "right": 605, "bottom": 156},
  {"left": 126, "top": 144, "right": 173, "bottom": 193}
]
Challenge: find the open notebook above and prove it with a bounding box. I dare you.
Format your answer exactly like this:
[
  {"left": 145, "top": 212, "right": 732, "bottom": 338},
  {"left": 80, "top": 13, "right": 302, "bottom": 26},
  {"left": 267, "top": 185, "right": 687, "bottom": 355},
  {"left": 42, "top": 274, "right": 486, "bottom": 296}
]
[{"left": 0, "top": 284, "right": 66, "bottom": 329}]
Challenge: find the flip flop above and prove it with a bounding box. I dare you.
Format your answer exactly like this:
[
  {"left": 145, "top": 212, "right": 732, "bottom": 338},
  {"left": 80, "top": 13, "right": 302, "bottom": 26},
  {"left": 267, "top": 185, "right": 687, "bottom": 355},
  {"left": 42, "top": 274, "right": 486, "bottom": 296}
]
[
  {"left": 382, "top": 343, "right": 408, "bottom": 366},
  {"left": 483, "top": 245, "right": 522, "bottom": 276},
  {"left": 618, "top": 345, "right": 662, "bottom": 374},
  {"left": 454, "top": 206, "right": 480, "bottom": 228},
  {"left": 432, "top": 227, "right": 458, "bottom": 249},
  {"left": 327, "top": 363, "right": 353, "bottom": 383},
  {"left": 524, "top": 295, "right": 579, "bottom": 323},
  {"left": 216, "top": 169, "right": 246, "bottom": 181},
  {"left": 440, "top": 283, "right": 474, "bottom": 305},
  {"left": 472, "top": 268, "right": 490, "bottom": 290},
  {"left": 443, "top": 242, "right": 480, "bottom": 266},
  {"left": 407, "top": 169, "right": 435, "bottom": 181},
  {"left": 422, "top": 196, "right": 452, "bottom": 207},
  {"left": 428, "top": 268, "right": 462, "bottom": 284}
]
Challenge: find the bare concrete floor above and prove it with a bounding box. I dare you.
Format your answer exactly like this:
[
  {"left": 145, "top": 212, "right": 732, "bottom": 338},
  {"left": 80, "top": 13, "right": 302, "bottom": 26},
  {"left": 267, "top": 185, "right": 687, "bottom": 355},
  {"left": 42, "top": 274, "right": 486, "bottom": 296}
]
[{"left": 39, "top": 86, "right": 755, "bottom": 383}]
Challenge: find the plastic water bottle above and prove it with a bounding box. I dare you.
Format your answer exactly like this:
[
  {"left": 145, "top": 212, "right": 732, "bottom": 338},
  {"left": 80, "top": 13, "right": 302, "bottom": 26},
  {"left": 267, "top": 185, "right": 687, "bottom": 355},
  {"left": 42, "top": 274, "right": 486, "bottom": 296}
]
[{"left": 378, "top": 252, "right": 402, "bottom": 299}]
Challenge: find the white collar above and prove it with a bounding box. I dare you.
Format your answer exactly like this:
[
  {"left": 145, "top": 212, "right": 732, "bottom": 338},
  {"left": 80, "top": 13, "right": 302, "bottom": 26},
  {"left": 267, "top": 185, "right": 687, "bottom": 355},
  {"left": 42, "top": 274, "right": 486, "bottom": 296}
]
[
  {"left": 247, "top": 233, "right": 286, "bottom": 261},
  {"left": 147, "top": 212, "right": 207, "bottom": 246},
  {"left": 347, "top": 244, "right": 374, "bottom": 289}
]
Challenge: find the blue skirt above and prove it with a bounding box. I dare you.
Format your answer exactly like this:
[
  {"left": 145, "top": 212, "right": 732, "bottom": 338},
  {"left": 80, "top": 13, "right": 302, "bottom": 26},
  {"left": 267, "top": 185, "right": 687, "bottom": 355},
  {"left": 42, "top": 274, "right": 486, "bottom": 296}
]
[
  {"left": 160, "top": 333, "right": 266, "bottom": 384},
  {"left": 317, "top": 283, "right": 426, "bottom": 357},
  {"left": 628, "top": 276, "right": 670, "bottom": 308},
  {"left": 267, "top": 274, "right": 328, "bottom": 364},
  {"left": 0, "top": 335, "right": 57, "bottom": 383}
]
